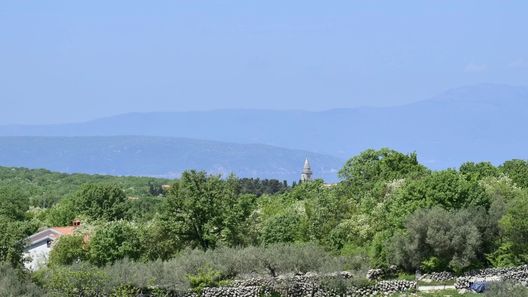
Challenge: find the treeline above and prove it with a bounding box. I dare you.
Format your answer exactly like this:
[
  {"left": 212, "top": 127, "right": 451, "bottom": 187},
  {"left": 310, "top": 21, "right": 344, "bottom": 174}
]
[{"left": 1, "top": 148, "right": 528, "bottom": 295}]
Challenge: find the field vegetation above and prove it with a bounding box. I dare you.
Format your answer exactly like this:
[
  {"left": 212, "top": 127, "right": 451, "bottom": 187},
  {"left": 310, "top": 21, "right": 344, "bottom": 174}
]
[{"left": 1, "top": 148, "right": 528, "bottom": 295}]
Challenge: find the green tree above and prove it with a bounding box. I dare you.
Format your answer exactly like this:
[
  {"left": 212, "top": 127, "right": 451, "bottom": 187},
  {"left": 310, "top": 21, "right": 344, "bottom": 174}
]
[
  {"left": 138, "top": 218, "right": 179, "bottom": 261},
  {"left": 43, "top": 262, "right": 109, "bottom": 296},
  {"left": 88, "top": 221, "right": 142, "bottom": 266},
  {"left": 159, "top": 171, "right": 243, "bottom": 250},
  {"left": 45, "top": 197, "right": 77, "bottom": 227},
  {"left": 0, "top": 217, "right": 34, "bottom": 268},
  {"left": 74, "top": 184, "right": 128, "bottom": 221},
  {"left": 496, "top": 189, "right": 528, "bottom": 264},
  {"left": 304, "top": 185, "right": 352, "bottom": 247},
  {"left": 0, "top": 186, "right": 30, "bottom": 221},
  {"left": 500, "top": 159, "right": 528, "bottom": 188},
  {"left": 338, "top": 148, "right": 427, "bottom": 193},
  {"left": 386, "top": 169, "right": 488, "bottom": 227},
  {"left": 460, "top": 161, "right": 500, "bottom": 181},
  {"left": 390, "top": 207, "right": 482, "bottom": 272},
  {"left": 220, "top": 193, "right": 257, "bottom": 247},
  {"left": 0, "top": 263, "right": 44, "bottom": 296},
  {"left": 260, "top": 210, "right": 304, "bottom": 244},
  {"left": 48, "top": 235, "right": 86, "bottom": 266}
]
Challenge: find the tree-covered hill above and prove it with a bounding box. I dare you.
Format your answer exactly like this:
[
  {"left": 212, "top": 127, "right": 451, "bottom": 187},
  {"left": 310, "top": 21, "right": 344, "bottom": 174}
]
[{"left": 0, "top": 136, "right": 342, "bottom": 182}]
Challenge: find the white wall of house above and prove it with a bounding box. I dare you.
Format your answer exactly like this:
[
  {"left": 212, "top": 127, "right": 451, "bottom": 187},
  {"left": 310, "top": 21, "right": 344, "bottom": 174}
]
[{"left": 24, "top": 239, "right": 52, "bottom": 271}]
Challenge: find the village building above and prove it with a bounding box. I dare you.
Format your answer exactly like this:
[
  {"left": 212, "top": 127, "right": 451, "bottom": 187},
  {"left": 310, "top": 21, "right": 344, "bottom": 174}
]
[{"left": 23, "top": 220, "right": 81, "bottom": 271}]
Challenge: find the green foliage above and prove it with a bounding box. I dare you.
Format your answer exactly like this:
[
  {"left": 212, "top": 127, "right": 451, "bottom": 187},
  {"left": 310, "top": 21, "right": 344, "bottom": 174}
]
[
  {"left": 460, "top": 161, "right": 500, "bottom": 181},
  {"left": 74, "top": 184, "right": 129, "bottom": 221},
  {"left": 159, "top": 171, "right": 249, "bottom": 251},
  {"left": 0, "top": 167, "right": 170, "bottom": 209},
  {"left": 386, "top": 169, "right": 489, "bottom": 228},
  {"left": 0, "top": 186, "right": 30, "bottom": 221},
  {"left": 304, "top": 183, "right": 352, "bottom": 247},
  {"left": 44, "top": 197, "right": 77, "bottom": 227},
  {"left": 485, "top": 281, "right": 528, "bottom": 297},
  {"left": 48, "top": 235, "right": 86, "bottom": 266},
  {"left": 237, "top": 243, "right": 334, "bottom": 276},
  {"left": 110, "top": 284, "right": 140, "bottom": 297},
  {"left": 220, "top": 193, "right": 257, "bottom": 247},
  {"left": 486, "top": 242, "right": 523, "bottom": 268},
  {"left": 497, "top": 189, "right": 528, "bottom": 264},
  {"left": 187, "top": 268, "right": 223, "bottom": 293},
  {"left": 33, "top": 244, "right": 362, "bottom": 295},
  {"left": 88, "top": 221, "right": 142, "bottom": 266},
  {"left": 137, "top": 218, "right": 179, "bottom": 261},
  {"left": 338, "top": 148, "right": 427, "bottom": 193},
  {"left": 389, "top": 207, "right": 483, "bottom": 272},
  {"left": 0, "top": 217, "right": 34, "bottom": 268},
  {"left": 238, "top": 178, "right": 289, "bottom": 196},
  {"left": 0, "top": 263, "right": 44, "bottom": 297},
  {"left": 125, "top": 196, "right": 163, "bottom": 222},
  {"left": 260, "top": 210, "right": 304, "bottom": 244},
  {"left": 40, "top": 263, "right": 109, "bottom": 297},
  {"left": 420, "top": 256, "right": 443, "bottom": 273},
  {"left": 2, "top": 150, "right": 528, "bottom": 292},
  {"left": 500, "top": 159, "right": 528, "bottom": 188}
]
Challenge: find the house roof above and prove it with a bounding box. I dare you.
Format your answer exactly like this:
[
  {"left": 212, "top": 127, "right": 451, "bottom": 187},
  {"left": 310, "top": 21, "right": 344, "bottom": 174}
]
[
  {"left": 26, "top": 226, "right": 78, "bottom": 246},
  {"left": 51, "top": 226, "right": 76, "bottom": 236}
]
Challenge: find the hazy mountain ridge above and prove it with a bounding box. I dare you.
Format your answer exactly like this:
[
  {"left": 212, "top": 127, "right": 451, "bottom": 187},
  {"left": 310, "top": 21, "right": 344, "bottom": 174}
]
[
  {"left": 1, "top": 84, "right": 527, "bottom": 169},
  {"left": 0, "top": 136, "right": 343, "bottom": 181}
]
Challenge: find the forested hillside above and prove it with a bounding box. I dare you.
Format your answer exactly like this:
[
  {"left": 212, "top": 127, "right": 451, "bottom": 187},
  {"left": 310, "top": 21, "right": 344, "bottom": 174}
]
[
  {"left": 1, "top": 149, "right": 528, "bottom": 295},
  {"left": 0, "top": 136, "right": 342, "bottom": 181}
]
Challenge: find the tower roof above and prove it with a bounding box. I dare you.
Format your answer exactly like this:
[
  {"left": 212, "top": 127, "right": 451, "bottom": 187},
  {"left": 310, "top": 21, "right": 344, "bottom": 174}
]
[{"left": 303, "top": 158, "right": 312, "bottom": 174}]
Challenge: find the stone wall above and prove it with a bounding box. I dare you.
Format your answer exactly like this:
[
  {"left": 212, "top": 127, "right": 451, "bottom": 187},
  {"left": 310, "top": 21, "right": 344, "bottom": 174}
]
[
  {"left": 201, "top": 273, "right": 416, "bottom": 297},
  {"left": 455, "top": 265, "right": 528, "bottom": 290}
]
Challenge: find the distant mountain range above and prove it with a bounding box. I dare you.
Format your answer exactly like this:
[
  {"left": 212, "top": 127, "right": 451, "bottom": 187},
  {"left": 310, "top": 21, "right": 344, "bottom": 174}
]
[
  {"left": 0, "top": 136, "right": 342, "bottom": 182},
  {"left": 0, "top": 83, "right": 527, "bottom": 177}
]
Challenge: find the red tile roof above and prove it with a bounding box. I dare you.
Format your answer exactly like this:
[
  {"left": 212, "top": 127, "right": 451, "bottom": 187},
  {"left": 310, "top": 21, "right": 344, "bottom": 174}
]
[{"left": 51, "top": 226, "right": 77, "bottom": 236}]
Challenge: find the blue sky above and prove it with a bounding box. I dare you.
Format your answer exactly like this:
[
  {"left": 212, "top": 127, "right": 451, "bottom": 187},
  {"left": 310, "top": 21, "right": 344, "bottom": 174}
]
[{"left": 1, "top": 1, "right": 527, "bottom": 124}]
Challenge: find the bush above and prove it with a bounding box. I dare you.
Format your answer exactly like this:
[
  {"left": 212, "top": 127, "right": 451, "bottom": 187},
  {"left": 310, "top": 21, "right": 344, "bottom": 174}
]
[
  {"left": 39, "top": 263, "right": 109, "bottom": 297},
  {"left": 187, "top": 268, "right": 223, "bottom": 293},
  {"left": 48, "top": 235, "right": 86, "bottom": 266},
  {"left": 389, "top": 207, "right": 483, "bottom": 272},
  {"left": 0, "top": 263, "right": 44, "bottom": 297},
  {"left": 260, "top": 211, "right": 304, "bottom": 244},
  {"left": 88, "top": 221, "right": 142, "bottom": 266},
  {"left": 35, "top": 243, "right": 368, "bottom": 295},
  {"left": 319, "top": 275, "right": 372, "bottom": 296},
  {"left": 485, "top": 281, "right": 528, "bottom": 296}
]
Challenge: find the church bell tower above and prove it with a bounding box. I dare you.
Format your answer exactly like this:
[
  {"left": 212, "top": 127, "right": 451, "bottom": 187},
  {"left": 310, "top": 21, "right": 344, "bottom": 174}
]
[{"left": 301, "top": 158, "right": 313, "bottom": 182}]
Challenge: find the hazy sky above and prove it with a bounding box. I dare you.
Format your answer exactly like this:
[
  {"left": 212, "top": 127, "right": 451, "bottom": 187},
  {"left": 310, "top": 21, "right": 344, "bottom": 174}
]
[{"left": 1, "top": 1, "right": 528, "bottom": 124}]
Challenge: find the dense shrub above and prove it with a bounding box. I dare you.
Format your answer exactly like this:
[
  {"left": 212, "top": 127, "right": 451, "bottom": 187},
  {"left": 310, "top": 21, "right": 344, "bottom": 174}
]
[
  {"left": 389, "top": 207, "right": 483, "bottom": 272},
  {"left": 88, "top": 221, "right": 142, "bottom": 266},
  {"left": 0, "top": 263, "right": 44, "bottom": 297},
  {"left": 485, "top": 281, "right": 528, "bottom": 296},
  {"left": 74, "top": 184, "right": 129, "bottom": 221},
  {"left": 48, "top": 235, "right": 87, "bottom": 266},
  {"left": 0, "top": 218, "right": 35, "bottom": 268},
  {"left": 34, "top": 243, "right": 365, "bottom": 294}
]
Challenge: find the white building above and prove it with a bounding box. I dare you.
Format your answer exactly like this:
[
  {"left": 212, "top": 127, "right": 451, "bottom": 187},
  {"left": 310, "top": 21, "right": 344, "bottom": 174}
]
[{"left": 23, "top": 223, "right": 79, "bottom": 271}]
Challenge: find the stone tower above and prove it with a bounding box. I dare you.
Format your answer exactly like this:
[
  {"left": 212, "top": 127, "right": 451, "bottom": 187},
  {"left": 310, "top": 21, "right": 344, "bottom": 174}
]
[{"left": 301, "top": 158, "right": 313, "bottom": 182}]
